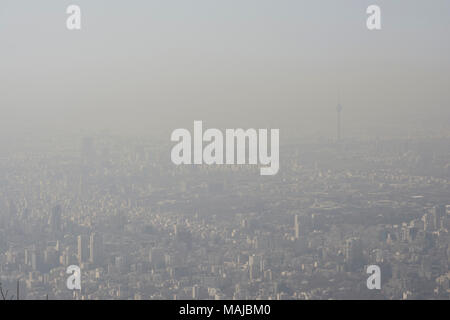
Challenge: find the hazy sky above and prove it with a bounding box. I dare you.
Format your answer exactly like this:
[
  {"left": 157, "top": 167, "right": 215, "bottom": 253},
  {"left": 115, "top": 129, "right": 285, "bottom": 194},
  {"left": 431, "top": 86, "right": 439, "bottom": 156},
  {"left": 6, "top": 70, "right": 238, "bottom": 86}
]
[{"left": 1, "top": 0, "right": 449, "bottom": 138}]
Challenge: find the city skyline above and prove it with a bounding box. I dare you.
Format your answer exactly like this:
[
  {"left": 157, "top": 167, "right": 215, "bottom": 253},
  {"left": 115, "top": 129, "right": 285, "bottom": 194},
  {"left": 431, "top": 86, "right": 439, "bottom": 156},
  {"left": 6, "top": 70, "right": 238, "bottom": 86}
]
[{"left": 0, "top": 1, "right": 449, "bottom": 302}]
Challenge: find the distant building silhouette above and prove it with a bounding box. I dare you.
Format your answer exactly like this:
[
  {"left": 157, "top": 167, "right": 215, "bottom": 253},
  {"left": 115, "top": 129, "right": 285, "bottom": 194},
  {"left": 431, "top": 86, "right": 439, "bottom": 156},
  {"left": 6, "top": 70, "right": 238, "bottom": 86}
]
[
  {"left": 345, "top": 237, "right": 364, "bottom": 271},
  {"left": 294, "top": 215, "right": 300, "bottom": 239},
  {"left": 77, "top": 235, "right": 89, "bottom": 264},
  {"left": 336, "top": 102, "right": 343, "bottom": 141},
  {"left": 49, "top": 205, "right": 62, "bottom": 232},
  {"left": 89, "top": 232, "right": 103, "bottom": 265}
]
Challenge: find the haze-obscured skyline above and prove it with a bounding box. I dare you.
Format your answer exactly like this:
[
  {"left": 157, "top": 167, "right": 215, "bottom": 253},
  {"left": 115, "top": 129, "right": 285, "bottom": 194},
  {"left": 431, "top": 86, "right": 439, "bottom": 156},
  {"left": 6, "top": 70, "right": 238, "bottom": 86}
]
[
  {"left": 1, "top": 1, "right": 450, "bottom": 302},
  {"left": 1, "top": 0, "right": 449, "bottom": 138}
]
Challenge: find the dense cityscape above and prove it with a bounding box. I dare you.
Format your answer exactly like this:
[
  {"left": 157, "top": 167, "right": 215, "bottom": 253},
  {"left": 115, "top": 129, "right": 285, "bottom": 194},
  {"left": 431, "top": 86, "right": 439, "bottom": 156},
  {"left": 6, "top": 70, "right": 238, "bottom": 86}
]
[{"left": 0, "top": 131, "right": 449, "bottom": 300}]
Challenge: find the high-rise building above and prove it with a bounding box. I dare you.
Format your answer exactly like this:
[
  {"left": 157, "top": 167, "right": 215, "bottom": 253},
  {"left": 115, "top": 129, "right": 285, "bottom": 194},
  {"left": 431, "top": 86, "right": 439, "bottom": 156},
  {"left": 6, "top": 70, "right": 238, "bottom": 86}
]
[
  {"left": 49, "top": 205, "right": 62, "bottom": 232},
  {"left": 31, "top": 251, "right": 37, "bottom": 271},
  {"left": 432, "top": 205, "right": 446, "bottom": 230},
  {"left": 77, "top": 235, "right": 89, "bottom": 264},
  {"left": 89, "top": 232, "right": 103, "bottom": 265},
  {"left": 24, "top": 248, "right": 31, "bottom": 266},
  {"left": 192, "top": 285, "right": 208, "bottom": 299},
  {"left": 345, "top": 237, "right": 364, "bottom": 271},
  {"left": 249, "top": 254, "right": 264, "bottom": 281},
  {"left": 294, "top": 215, "right": 300, "bottom": 239},
  {"left": 336, "top": 103, "right": 343, "bottom": 141},
  {"left": 422, "top": 212, "right": 435, "bottom": 232},
  {"left": 61, "top": 247, "right": 75, "bottom": 266},
  {"left": 294, "top": 214, "right": 312, "bottom": 238}
]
